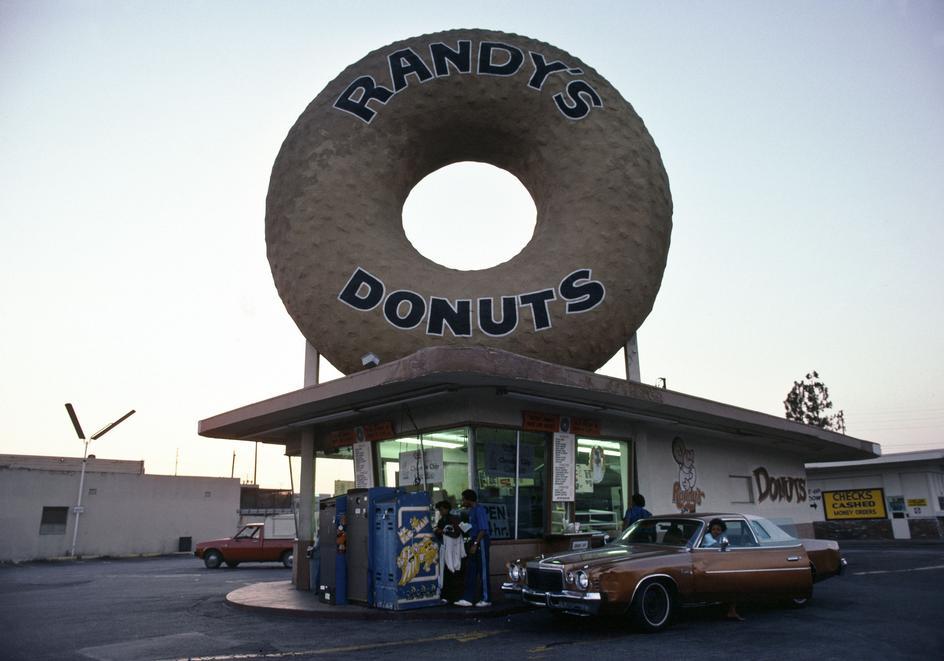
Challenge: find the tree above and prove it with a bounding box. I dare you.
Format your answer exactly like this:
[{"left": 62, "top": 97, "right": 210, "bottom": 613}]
[{"left": 783, "top": 371, "right": 846, "bottom": 433}]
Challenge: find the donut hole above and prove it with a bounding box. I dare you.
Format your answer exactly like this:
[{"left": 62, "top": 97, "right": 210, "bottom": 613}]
[{"left": 401, "top": 162, "right": 536, "bottom": 271}]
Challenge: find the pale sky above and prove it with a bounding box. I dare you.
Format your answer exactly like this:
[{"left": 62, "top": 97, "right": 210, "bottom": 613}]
[{"left": 1, "top": 1, "right": 942, "bottom": 491}]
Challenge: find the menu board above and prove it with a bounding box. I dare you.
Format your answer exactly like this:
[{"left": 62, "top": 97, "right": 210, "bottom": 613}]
[
  {"left": 552, "top": 432, "right": 575, "bottom": 501},
  {"left": 352, "top": 440, "right": 375, "bottom": 488}
]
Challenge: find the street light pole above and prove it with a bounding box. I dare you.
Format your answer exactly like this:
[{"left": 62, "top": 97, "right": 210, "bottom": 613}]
[{"left": 64, "top": 404, "right": 135, "bottom": 558}]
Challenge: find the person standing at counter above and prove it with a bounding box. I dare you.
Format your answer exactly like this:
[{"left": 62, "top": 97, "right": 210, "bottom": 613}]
[
  {"left": 623, "top": 493, "right": 652, "bottom": 529},
  {"left": 455, "top": 489, "right": 491, "bottom": 608},
  {"left": 434, "top": 500, "right": 465, "bottom": 603}
]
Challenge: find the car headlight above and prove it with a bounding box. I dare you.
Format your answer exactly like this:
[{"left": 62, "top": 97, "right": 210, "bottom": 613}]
[
  {"left": 509, "top": 564, "right": 521, "bottom": 581},
  {"left": 566, "top": 571, "right": 576, "bottom": 585},
  {"left": 576, "top": 570, "right": 590, "bottom": 590}
]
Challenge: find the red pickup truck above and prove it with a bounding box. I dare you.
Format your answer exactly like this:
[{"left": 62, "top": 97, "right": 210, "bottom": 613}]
[{"left": 195, "top": 522, "right": 294, "bottom": 569}]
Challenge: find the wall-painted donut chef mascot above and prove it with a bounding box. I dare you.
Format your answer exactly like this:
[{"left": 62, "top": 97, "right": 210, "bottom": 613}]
[{"left": 264, "top": 29, "right": 672, "bottom": 607}]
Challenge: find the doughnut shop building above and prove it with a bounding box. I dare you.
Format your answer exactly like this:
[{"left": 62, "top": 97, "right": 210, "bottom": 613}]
[{"left": 197, "top": 29, "right": 880, "bottom": 596}]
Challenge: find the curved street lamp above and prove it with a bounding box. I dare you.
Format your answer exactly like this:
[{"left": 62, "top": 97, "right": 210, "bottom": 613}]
[{"left": 64, "top": 403, "right": 136, "bottom": 557}]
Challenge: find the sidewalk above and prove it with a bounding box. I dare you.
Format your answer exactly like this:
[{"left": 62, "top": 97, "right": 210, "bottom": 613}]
[
  {"left": 834, "top": 538, "right": 944, "bottom": 547},
  {"left": 226, "top": 580, "right": 531, "bottom": 620}
]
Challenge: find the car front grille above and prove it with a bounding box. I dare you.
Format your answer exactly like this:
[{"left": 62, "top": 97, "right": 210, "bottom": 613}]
[{"left": 527, "top": 568, "right": 563, "bottom": 593}]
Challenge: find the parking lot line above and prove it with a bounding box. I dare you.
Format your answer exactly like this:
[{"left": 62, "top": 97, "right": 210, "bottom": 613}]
[
  {"left": 162, "top": 629, "right": 499, "bottom": 660},
  {"left": 852, "top": 563, "right": 944, "bottom": 576}
]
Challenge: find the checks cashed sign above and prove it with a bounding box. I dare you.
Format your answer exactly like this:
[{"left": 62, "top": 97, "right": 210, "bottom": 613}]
[{"left": 822, "top": 489, "right": 888, "bottom": 520}]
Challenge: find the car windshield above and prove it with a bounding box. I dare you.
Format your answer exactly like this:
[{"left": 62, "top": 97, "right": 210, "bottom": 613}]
[
  {"left": 748, "top": 517, "right": 799, "bottom": 545},
  {"left": 617, "top": 518, "right": 701, "bottom": 546}
]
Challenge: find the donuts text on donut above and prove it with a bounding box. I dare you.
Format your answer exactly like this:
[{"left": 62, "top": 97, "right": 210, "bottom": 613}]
[
  {"left": 338, "top": 267, "right": 606, "bottom": 338},
  {"left": 333, "top": 39, "right": 603, "bottom": 124}
]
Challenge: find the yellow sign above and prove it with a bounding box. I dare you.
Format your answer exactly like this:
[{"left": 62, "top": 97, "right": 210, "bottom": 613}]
[
  {"left": 907, "top": 498, "right": 928, "bottom": 507},
  {"left": 823, "top": 488, "right": 887, "bottom": 520}
]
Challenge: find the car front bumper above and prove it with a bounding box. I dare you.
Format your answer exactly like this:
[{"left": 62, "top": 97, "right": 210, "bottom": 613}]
[{"left": 502, "top": 582, "right": 603, "bottom": 615}]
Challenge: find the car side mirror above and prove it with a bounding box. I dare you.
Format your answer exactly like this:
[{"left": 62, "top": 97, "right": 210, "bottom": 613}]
[{"left": 720, "top": 537, "right": 730, "bottom": 551}]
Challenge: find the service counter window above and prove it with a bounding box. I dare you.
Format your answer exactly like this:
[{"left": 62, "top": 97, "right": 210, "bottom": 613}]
[
  {"left": 473, "top": 427, "right": 547, "bottom": 540},
  {"left": 551, "top": 438, "right": 630, "bottom": 535},
  {"left": 377, "top": 427, "right": 470, "bottom": 506}
]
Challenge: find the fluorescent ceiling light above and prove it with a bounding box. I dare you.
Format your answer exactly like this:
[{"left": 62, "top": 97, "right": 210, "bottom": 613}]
[
  {"left": 577, "top": 439, "right": 622, "bottom": 450},
  {"left": 424, "top": 431, "right": 468, "bottom": 443},
  {"left": 576, "top": 447, "right": 621, "bottom": 457},
  {"left": 392, "top": 437, "right": 463, "bottom": 450}
]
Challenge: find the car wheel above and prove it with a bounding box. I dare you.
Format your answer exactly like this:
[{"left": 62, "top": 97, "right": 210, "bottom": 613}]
[
  {"left": 204, "top": 550, "right": 223, "bottom": 569},
  {"left": 631, "top": 579, "right": 674, "bottom": 632},
  {"left": 225, "top": 561, "right": 240, "bottom": 568},
  {"left": 790, "top": 565, "right": 815, "bottom": 607},
  {"left": 281, "top": 550, "right": 293, "bottom": 568}
]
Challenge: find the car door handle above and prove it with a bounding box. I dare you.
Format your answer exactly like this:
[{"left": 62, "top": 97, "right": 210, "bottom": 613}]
[{"left": 786, "top": 556, "right": 800, "bottom": 562}]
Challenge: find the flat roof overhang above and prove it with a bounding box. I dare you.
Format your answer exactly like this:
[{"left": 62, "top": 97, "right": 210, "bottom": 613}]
[{"left": 198, "top": 346, "right": 880, "bottom": 462}]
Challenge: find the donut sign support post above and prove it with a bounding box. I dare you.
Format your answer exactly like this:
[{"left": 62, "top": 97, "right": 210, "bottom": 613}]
[{"left": 266, "top": 29, "right": 672, "bottom": 374}]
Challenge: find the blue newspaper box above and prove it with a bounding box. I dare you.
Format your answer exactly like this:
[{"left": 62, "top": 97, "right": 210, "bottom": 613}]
[{"left": 369, "top": 488, "right": 440, "bottom": 610}]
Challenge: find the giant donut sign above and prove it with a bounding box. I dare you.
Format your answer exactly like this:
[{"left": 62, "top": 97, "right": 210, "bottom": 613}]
[{"left": 266, "top": 29, "right": 672, "bottom": 374}]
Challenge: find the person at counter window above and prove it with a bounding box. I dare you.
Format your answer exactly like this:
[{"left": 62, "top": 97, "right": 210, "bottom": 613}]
[
  {"left": 623, "top": 493, "right": 652, "bottom": 529},
  {"left": 455, "top": 489, "right": 490, "bottom": 608},
  {"left": 434, "top": 500, "right": 465, "bottom": 604}
]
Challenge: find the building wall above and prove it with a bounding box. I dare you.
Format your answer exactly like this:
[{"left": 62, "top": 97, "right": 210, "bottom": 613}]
[
  {"left": 0, "top": 466, "right": 240, "bottom": 561},
  {"left": 806, "top": 463, "right": 944, "bottom": 540},
  {"left": 636, "top": 428, "right": 814, "bottom": 536}
]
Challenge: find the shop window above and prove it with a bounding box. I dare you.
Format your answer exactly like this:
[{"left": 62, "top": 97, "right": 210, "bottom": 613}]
[
  {"left": 729, "top": 475, "right": 755, "bottom": 504},
  {"left": 473, "top": 427, "right": 546, "bottom": 540},
  {"left": 317, "top": 445, "right": 355, "bottom": 495},
  {"left": 555, "top": 438, "right": 629, "bottom": 535},
  {"left": 377, "top": 427, "right": 469, "bottom": 506},
  {"left": 39, "top": 506, "right": 68, "bottom": 535}
]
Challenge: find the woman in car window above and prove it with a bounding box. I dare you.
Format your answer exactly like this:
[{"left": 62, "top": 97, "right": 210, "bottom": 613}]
[
  {"left": 702, "top": 518, "right": 726, "bottom": 547},
  {"left": 702, "top": 518, "right": 745, "bottom": 621}
]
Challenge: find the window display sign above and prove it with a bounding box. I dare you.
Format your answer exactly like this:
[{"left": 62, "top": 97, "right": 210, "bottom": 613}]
[
  {"left": 823, "top": 488, "right": 887, "bottom": 520},
  {"left": 481, "top": 503, "right": 511, "bottom": 540},
  {"left": 398, "top": 448, "right": 444, "bottom": 487},
  {"left": 552, "top": 432, "right": 575, "bottom": 501},
  {"left": 484, "top": 441, "right": 534, "bottom": 477},
  {"left": 353, "top": 440, "right": 375, "bottom": 488}
]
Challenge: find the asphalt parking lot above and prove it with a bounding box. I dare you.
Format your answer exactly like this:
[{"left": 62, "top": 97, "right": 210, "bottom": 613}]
[{"left": 1, "top": 541, "right": 942, "bottom": 660}]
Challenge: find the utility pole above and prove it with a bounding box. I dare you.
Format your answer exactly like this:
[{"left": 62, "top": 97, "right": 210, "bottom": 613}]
[
  {"left": 231, "top": 450, "right": 236, "bottom": 478},
  {"left": 253, "top": 441, "right": 259, "bottom": 485}
]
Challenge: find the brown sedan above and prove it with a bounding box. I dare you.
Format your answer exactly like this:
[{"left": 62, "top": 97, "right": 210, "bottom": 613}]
[{"left": 502, "top": 513, "right": 845, "bottom": 631}]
